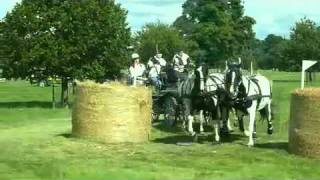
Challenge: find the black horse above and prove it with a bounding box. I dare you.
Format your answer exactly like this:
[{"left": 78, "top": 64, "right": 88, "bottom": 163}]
[{"left": 178, "top": 63, "right": 210, "bottom": 137}]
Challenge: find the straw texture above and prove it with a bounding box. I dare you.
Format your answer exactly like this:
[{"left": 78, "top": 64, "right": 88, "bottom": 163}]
[
  {"left": 72, "top": 81, "right": 152, "bottom": 143},
  {"left": 289, "top": 88, "right": 320, "bottom": 158}
]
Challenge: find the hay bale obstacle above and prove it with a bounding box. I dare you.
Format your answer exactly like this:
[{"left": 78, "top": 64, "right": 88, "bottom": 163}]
[
  {"left": 289, "top": 88, "right": 320, "bottom": 158},
  {"left": 72, "top": 81, "right": 152, "bottom": 143}
]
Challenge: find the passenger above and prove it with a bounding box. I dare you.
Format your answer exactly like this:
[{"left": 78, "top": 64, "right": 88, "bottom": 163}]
[
  {"left": 172, "top": 49, "right": 192, "bottom": 82},
  {"left": 128, "top": 53, "right": 146, "bottom": 85}
]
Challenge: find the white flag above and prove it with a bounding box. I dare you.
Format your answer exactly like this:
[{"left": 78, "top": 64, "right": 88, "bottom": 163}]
[
  {"left": 302, "top": 60, "right": 317, "bottom": 71},
  {"left": 301, "top": 60, "right": 318, "bottom": 89}
]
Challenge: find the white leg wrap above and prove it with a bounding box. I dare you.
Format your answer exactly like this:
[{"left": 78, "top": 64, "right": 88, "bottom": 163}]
[
  {"left": 188, "top": 115, "right": 194, "bottom": 134},
  {"left": 213, "top": 120, "right": 220, "bottom": 142},
  {"left": 199, "top": 111, "right": 204, "bottom": 133}
]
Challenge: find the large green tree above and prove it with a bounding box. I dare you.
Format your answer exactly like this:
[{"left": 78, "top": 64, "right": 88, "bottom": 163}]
[
  {"left": 1, "top": 0, "right": 130, "bottom": 106},
  {"left": 282, "top": 18, "right": 320, "bottom": 71},
  {"left": 256, "top": 34, "right": 287, "bottom": 70},
  {"left": 174, "top": 0, "right": 256, "bottom": 67},
  {"left": 134, "top": 22, "right": 187, "bottom": 63}
]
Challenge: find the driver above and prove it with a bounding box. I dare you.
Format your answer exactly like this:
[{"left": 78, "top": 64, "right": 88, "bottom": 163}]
[
  {"left": 147, "top": 53, "right": 167, "bottom": 88},
  {"left": 172, "top": 49, "right": 192, "bottom": 82}
]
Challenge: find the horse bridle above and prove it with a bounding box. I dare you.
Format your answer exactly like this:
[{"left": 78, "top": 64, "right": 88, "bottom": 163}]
[{"left": 225, "top": 68, "right": 243, "bottom": 99}]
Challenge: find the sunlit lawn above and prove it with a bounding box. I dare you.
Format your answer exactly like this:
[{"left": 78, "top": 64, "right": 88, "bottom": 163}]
[{"left": 0, "top": 71, "right": 320, "bottom": 180}]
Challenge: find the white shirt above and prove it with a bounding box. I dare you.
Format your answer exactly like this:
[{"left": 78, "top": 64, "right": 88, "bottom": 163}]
[
  {"left": 129, "top": 63, "right": 146, "bottom": 79},
  {"left": 173, "top": 53, "right": 190, "bottom": 73},
  {"left": 147, "top": 57, "right": 166, "bottom": 78}
]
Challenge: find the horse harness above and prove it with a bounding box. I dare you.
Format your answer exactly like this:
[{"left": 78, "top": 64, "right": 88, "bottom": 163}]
[{"left": 236, "top": 77, "right": 271, "bottom": 110}]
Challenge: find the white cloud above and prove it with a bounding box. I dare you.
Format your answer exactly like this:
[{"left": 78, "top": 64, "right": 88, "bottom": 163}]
[
  {"left": 245, "top": 0, "right": 320, "bottom": 39},
  {"left": 2, "top": 0, "right": 320, "bottom": 39},
  {"left": 116, "top": 0, "right": 184, "bottom": 31}
]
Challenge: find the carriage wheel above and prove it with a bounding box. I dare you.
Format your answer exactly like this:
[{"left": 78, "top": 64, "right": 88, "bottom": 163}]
[{"left": 163, "top": 96, "right": 177, "bottom": 127}]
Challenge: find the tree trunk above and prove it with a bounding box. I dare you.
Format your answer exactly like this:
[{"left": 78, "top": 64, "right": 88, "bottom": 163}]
[{"left": 61, "top": 78, "right": 69, "bottom": 107}]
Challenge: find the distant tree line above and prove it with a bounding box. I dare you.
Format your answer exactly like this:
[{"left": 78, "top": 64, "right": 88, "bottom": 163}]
[
  {"left": 0, "top": 0, "right": 320, "bottom": 107},
  {"left": 253, "top": 18, "right": 320, "bottom": 71}
]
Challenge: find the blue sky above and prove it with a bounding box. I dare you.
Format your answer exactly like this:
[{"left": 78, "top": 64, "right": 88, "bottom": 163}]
[{"left": 1, "top": 0, "right": 320, "bottom": 39}]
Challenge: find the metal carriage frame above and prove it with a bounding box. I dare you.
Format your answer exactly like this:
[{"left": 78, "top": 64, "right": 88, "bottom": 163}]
[{"left": 151, "top": 82, "right": 183, "bottom": 127}]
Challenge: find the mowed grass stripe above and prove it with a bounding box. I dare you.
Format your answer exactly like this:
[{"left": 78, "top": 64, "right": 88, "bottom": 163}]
[{"left": 0, "top": 72, "right": 320, "bottom": 180}]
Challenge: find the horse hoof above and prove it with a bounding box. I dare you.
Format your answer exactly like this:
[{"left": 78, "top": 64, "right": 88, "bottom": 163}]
[
  {"left": 244, "top": 131, "right": 250, "bottom": 137},
  {"left": 189, "top": 131, "right": 196, "bottom": 136},
  {"left": 268, "top": 128, "right": 273, "bottom": 135},
  {"left": 215, "top": 136, "right": 220, "bottom": 141},
  {"left": 247, "top": 143, "right": 254, "bottom": 147}
]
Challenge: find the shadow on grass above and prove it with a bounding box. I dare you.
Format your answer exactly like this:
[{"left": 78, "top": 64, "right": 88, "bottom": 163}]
[
  {"left": 153, "top": 132, "right": 243, "bottom": 145},
  {"left": 0, "top": 101, "right": 53, "bottom": 108},
  {"left": 0, "top": 101, "right": 74, "bottom": 109},
  {"left": 255, "top": 142, "right": 288, "bottom": 151},
  {"left": 57, "top": 133, "right": 73, "bottom": 138},
  {"left": 153, "top": 121, "right": 217, "bottom": 133},
  {"left": 219, "top": 133, "right": 244, "bottom": 143},
  {"left": 153, "top": 135, "right": 195, "bottom": 144},
  {"left": 152, "top": 122, "right": 182, "bottom": 133}
]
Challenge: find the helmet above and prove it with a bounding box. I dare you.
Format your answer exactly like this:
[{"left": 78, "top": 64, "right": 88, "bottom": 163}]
[{"left": 131, "top": 53, "right": 140, "bottom": 60}]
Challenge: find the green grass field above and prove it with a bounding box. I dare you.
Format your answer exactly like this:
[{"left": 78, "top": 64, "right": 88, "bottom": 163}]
[{"left": 1, "top": 71, "right": 320, "bottom": 180}]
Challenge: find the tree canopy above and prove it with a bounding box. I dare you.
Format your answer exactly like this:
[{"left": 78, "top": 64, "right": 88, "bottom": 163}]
[
  {"left": 1, "top": 0, "right": 130, "bottom": 81},
  {"left": 0, "top": 0, "right": 131, "bottom": 105},
  {"left": 256, "top": 34, "right": 287, "bottom": 70},
  {"left": 174, "top": 0, "right": 256, "bottom": 67},
  {"left": 282, "top": 18, "right": 320, "bottom": 71},
  {"left": 134, "top": 22, "right": 187, "bottom": 63}
]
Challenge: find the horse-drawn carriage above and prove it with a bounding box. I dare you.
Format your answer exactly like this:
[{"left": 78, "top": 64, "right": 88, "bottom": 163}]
[
  {"left": 139, "top": 59, "right": 274, "bottom": 146},
  {"left": 150, "top": 71, "right": 182, "bottom": 127}
]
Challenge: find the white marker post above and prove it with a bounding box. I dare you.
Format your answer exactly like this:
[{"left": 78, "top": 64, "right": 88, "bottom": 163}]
[{"left": 301, "top": 60, "right": 318, "bottom": 89}]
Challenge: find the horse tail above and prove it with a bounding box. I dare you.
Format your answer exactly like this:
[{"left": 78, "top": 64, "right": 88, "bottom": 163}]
[
  {"left": 259, "top": 102, "right": 274, "bottom": 121},
  {"left": 259, "top": 106, "right": 268, "bottom": 121}
]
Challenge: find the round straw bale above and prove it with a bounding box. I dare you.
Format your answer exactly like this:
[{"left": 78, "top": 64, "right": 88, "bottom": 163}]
[
  {"left": 289, "top": 88, "right": 320, "bottom": 158},
  {"left": 72, "top": 81, "right": 152, "bottom": 143}
]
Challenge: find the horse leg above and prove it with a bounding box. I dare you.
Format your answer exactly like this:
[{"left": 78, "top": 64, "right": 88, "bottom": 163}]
[
  {"left": 237, "top": 111, "right": 245, "bottom": 135},
  {"left": 182, "top": 118, "right": 186, "bottom": 129},
  {"left": 220, "top": 106, "right": 229, "bottom": 135},
  {"left": 184, "top": 99, "right": 195, "bottom": 136},
  {"left": 213, "top": 119, "right": 220, "bottom": 143},
  {"left": 199, "top": 110, "right": 204, "bottom": 134},
  {"left": 267, "top": 101, "right": 273, "bottom": 135},
  {"left": 181, "top": 98, "right": 188, "bottom": 130},
  {"left": 227, "top": 108, "right": 236, "bottom": 132},
  {"left": 253, "top": 122, "right": 257, "bottom": 139},
  {"left": 247, "top": 102, "right": 257, "bottom": 147},
  {"left": 188, "top": 115, "right": 195, "bottom": 136},
  {"left": 227, "top": 117, "right": 234, "bottom": 132}
]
